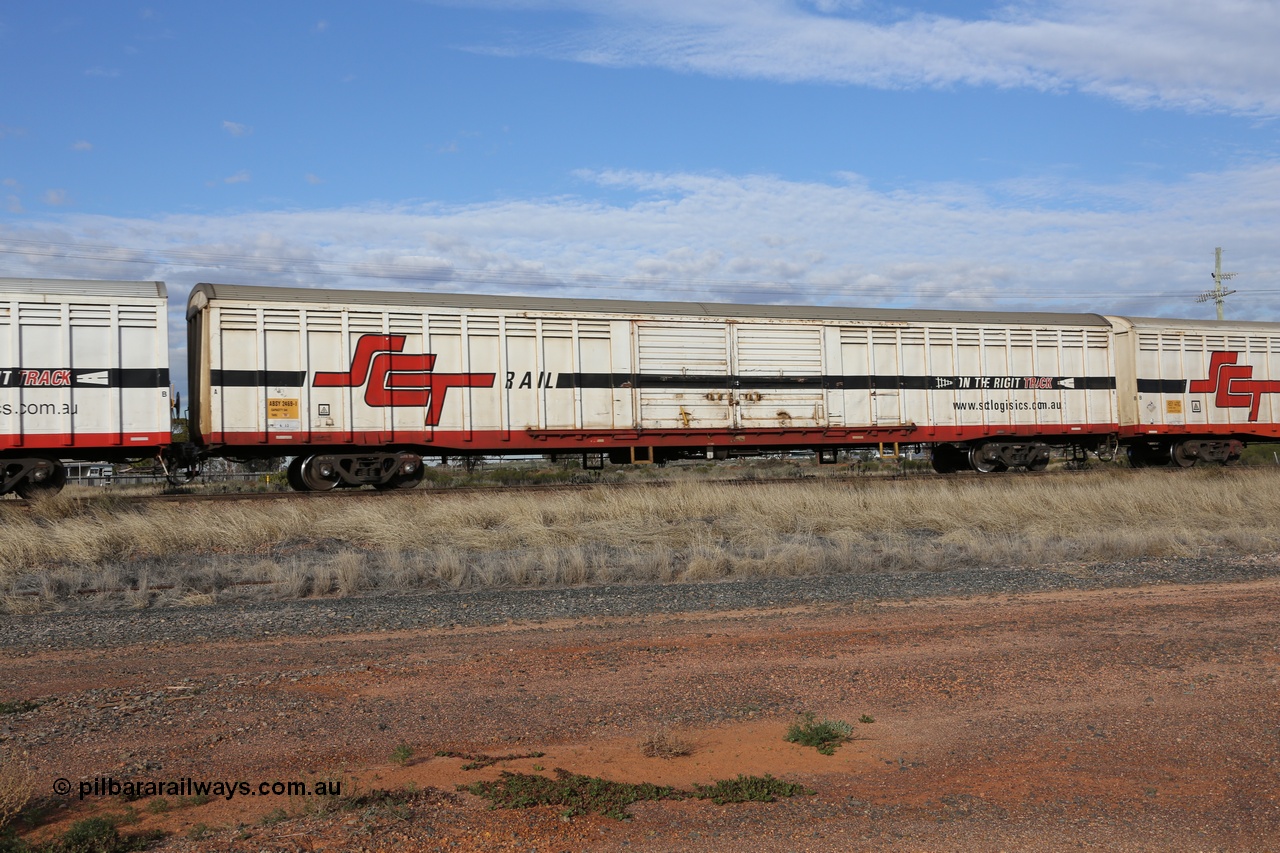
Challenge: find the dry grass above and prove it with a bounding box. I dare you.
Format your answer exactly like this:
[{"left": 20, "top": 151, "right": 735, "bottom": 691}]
[
  {"left": 0, "top": 746, "right": 34, "bottom": 830},
  {"left": 639, "top": 728, "right": 696, "bottom": 759},
  {"left": 3, "top": 467, "right": 1280, "bottom": 610}
]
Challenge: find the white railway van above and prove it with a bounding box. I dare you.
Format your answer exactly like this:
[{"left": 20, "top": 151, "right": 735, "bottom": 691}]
[
  {"left": 187, "top": 283, "right": 1121, "bottom": 487},
  {"left": 1112, "top": 316, "right": 1280, "bottom": 467},
  {"left": 0, "top": 278, "right": 171, "bottom": 497}
]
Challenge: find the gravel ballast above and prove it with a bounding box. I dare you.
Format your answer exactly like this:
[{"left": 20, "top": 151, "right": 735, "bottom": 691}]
[{"left": 6, "top": 554, "right": 1277, "bottom": 651}]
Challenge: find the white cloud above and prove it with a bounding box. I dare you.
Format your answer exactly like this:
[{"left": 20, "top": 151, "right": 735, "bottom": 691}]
[
  {"left": 222, "top": 120, "right": 252, "bottom": 137},
  {"left": 5, "top": 162, "right": 1279, "bottom": 326},
  {"left": 42, "top": 189, "right": 70, "bottom": 206},
  {"left": 84, "top": 66, "right": 121, "bottom": 78},
  {"left": 464, "top": 0, "right": 1280, "bottom": 116},
  {"left": 223, "top": 170, "right": 251, "bottom": 184},
  {"left": 305, "top": 173, "right": 324, "bottom": 185},
  {"left": 71, "top": 140, "right": 93, "bottom": 152}
]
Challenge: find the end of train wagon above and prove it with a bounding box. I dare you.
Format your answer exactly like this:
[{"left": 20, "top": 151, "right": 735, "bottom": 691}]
[{"left": 1, "top": 278, "right": 171, "bottom": 497}]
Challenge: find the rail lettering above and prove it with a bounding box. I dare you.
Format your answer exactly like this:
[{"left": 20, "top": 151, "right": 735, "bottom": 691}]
[
  {"left": 0, "top": 368, "right": 73, "bottom": 387},
  {"left": 314, "top": 335, "right": 496, "bottom": 424},
  {"left": 1188, "top": 351, "right": 1280, "bottom": 422},
  {"left": 943, "top": 376, "right": 1072, "bottom": 390},
  {"left": 505, "top": 371, "right": 555, "bottom": 389},
  {"left": 0, "top": 403, "right": 78, "bottom": 416},
  {"left": 953, "top": 400, "right": 1062, "bottom": 413}
]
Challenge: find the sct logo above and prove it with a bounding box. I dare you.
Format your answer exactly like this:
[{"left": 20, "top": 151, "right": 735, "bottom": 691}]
[
  {"left": 314, "top": 335, "right": 495, "bottom": 425},
  {"left": 1188, "top": 351, "right": 1280, "bottom": 422}
]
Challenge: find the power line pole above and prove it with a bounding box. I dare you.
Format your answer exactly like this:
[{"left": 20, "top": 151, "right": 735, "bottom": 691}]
[{"left": 1196, "top": 247, "right": 1237, "bottom": 321}]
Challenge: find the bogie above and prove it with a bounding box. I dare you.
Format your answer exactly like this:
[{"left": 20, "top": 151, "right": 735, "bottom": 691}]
[
  {"left": 286, "top": 452, "right": 425, "bottom": 492},
  {"left": 940, "top": 441, "right": 1052, "bottom": 474}
]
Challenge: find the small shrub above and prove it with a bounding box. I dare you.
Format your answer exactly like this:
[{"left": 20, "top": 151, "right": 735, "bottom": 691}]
[
  {"left": 112, "top": 807, "right": 140, "bottom": 826},
  {"left": 461, "top": 769, "right": 814, "bottom": 820},
  {"left": 461, "top": 770, "right": 683, "bottom": 821},
  {"left": 259, "top": 807, "right": 289, "bottom": 826},
  {"left": 638, "top": 729, "right": 694, "bottom": 759},
  {"left": 785, "top": 712, "right": 854, "bottom": 756},
  {"left": 332, "top": 789, "right": 417, "bottom": 821},
  {"left": 390, "top": 745, "right": 414, "bottom": 766},
  {"left": 691, "top": 774, "right": 814, "bottom": 804},
  {"left": 0, "top": 702, "right": 38, "bottom": 716},
  {"left": 859, "top": 714, "right": 876, "bottom": 724},
  {"left": 39, "top": 816, "right": 162, "bottom": 852},
  {"left": 186, "top": 822, "right": 212, "bottom": 841}
]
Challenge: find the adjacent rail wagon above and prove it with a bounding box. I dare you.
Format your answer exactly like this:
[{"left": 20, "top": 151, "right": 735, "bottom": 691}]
[
  {"left": 0, "top": 278, "right": 171, "bottom": 497},
  {"left": 1112, "top": 316, "right": 1280, "bottom": 467},
  {"left": 187, "top": 283, "right": 1121, "bottom": 487}
]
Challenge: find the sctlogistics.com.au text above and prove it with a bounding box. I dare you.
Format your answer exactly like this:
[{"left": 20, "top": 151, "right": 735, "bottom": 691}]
[{"left": 57, "top": 776, "right": 342, "bottom": 801}]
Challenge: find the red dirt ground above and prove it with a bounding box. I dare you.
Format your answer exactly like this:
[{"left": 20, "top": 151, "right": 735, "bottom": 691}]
[{"left": 4, "top": 577, "right": 1279, "bottom": 851}]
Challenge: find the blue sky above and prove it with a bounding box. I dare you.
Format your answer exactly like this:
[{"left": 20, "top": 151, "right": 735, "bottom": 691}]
[{"left": 3, "top": 0, "right": 1280, "bottom": 332}]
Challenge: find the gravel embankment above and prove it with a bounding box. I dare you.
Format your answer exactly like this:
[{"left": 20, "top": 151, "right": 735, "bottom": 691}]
[{"left": 6, "top": 554, "right": 1277, "bottom": 651}]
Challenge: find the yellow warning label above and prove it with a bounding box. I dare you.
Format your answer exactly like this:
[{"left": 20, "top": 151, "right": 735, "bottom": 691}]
[
  {"left": 267, "top": 398, "right": 299, "bottom": 420},
  {"left": 1166, "top": 400, "right": 1183, "bottom": 414}
]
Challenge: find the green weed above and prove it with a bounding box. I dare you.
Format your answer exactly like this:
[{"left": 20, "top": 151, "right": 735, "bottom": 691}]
[
  {"left": 690, "top": 774, "right": 815, "bottom": 804},
  {"left": 21, "top": 815, "right": 163, "bottom": 852},
  {"left": 259, "top": 807, "right": 289, "bottom": 826},
  {"left": 785, "top": 712, "right": 854, "bottom": 755},
  {"left": 185, "top": 823, "right": 212, "bottom": 841},
  {"left": 461, "top": 769, "right": 814, "bottom": 820},
  {"left": 461, "top": 769, "right": 683, "bottom": 820}
]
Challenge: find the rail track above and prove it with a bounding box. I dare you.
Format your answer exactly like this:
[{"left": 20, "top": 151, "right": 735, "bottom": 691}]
[{"left": 0, "top": 461, "right": 1211, "bottom": 510}]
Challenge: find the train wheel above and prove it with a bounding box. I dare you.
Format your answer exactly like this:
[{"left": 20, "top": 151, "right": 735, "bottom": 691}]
[
  {"left": 15, "top": 461, "right": 67, "bottom": 499},
  {"left": 298, "top": 456, "right": 339, "bottom": 491},
  {"left": 286, "top": 456, "right": 308, "bottom": 491},
  {"left": 969, "top": 444, "right": 1006, "bottom": 474},
  {"left": 376, "top": 456, "right": 427, "bottom": 491},
  {"left": 931, "top": 444, "right": 970, "bottom": 474},
  {"left": 1026, "top": 454, "right": 1050, "bottom": 472},
  {"left": 375, "top": 467, "right": 425, "bottom": 491},
  {"left": 1126, "top": 445, "right": 1149, "bottom": 468},
  {"left": 165, "top": 465, "right": 199, "bottom": 487},
  {"left": 1171, "top": 442, "right": 1197, "bottom": 468},
  {"left": 397, "top": 465, "right": 426, "bottom": 489}
]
